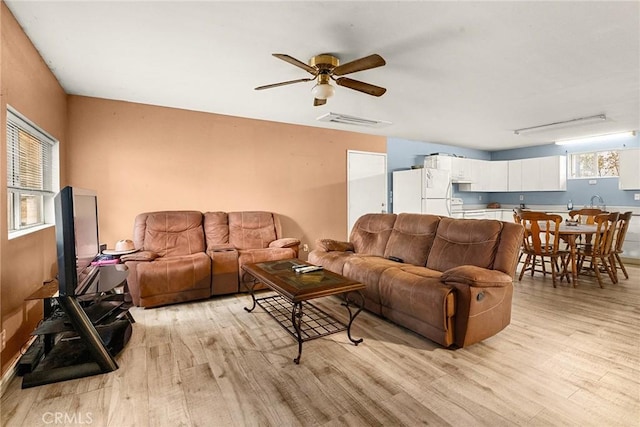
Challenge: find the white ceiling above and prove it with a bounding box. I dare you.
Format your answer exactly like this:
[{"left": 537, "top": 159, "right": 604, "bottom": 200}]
[{"left": 5, "top": 1, "right": 640, "bottom": 151}]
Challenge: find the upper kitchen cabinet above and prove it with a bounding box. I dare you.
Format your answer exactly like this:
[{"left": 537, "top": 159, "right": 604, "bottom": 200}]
[
  {"left": 424, "top": 155, "right": 472, "bottom": 182},
  {"left": 508, "top": 159, "right": 523, "bottom": 192},
  {"left": 618, "top": 148, "right": 640, "bottom": 190},
  {"left": 459, "top": 159, "right": 508, "bottom": 192},
  {"left": 519, "top": 155, "right": 567, "bottom": 191},
  {"left": 485, "top": 160, "right": 509, "bottom": 192}
]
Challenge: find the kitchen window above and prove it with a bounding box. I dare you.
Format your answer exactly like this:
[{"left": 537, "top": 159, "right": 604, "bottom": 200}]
[
  {"left": 6, "top": 107, "right": 59, "bottom": 236},
  {"left": 568, "top": 150, "right": 619, "bottom": 179}
]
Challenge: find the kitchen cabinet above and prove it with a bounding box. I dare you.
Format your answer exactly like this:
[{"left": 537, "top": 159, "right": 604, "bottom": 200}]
[
  {"left": 459, "top": 159, "right": 508, "bottom": 192},
  {"left": 424, "top": 155, "right": 472, "bottom": 182},
  {"left": 511, "top": 155, "right": 566, "bottom": 192},
  {"left": 486, "top": 160, "right": 509, "bottom": 192},
  {"left": 428, "top": 155, "right": 566, "bottom": 192},
  {"left": 618, "top": 148, "right": 640, "bottom": 190},
  {"left": 508, "top": 160, "right": 523, "bottom": 192},
  {"left": 450, "top": 157, "right": 473, "bottom": 182},
  {"left": 460, "top": 209, "right": 513, "bottom": 220},
  {"left": 623, "top": 215, "right": 640, "bottom": 258}
]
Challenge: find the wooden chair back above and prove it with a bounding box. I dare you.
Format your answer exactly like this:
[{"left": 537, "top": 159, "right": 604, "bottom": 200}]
[
  {"left": 569, "top": 208, "right": 605, "bottom": 225},
  {"left": 613, "top": 211, "right": 632, "bottom": 253},
  {"left": 592, "top": 212, "right": 619, "bottom": 257},
  {"left": 520, "top": 211, "right": 563, "bottom": 256}
]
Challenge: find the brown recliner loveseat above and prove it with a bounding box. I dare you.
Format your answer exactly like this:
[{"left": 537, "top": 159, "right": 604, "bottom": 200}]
[
  {"left": 123, "top": 210, "right": 299, "bottom": 308},
  {"left": 308, "top": 213, "right": 523, "bottom": 348}
]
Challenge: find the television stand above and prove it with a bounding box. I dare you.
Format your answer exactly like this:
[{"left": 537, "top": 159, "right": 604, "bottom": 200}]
[{"left": 20, "top": 265, "right": 133, "bottom": 388}]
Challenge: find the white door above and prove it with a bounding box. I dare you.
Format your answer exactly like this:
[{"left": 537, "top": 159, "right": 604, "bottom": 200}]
[{"left": 347, "top": 150, "right": 387, "bottom": 235}]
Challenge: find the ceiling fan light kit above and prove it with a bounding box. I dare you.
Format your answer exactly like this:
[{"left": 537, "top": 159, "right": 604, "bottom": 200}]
[
  {"left": 311, "top": 74, "right": 335, "bottom": 100},
  {"left": 255, "top": 52, "right": 386, "bottom": 106}
]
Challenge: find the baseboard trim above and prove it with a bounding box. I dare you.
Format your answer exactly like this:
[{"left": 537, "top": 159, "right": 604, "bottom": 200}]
[
  {"left": 1, "top": 336, "right": 37, "bottom": 396},
  {"left": 1, "top": 355, "right": 19, "bottom": 397}
]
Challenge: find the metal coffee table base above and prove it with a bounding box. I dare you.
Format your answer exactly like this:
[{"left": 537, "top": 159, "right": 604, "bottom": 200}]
[{"left": 245, "top": 292, "right": 364, "bottom": 364}]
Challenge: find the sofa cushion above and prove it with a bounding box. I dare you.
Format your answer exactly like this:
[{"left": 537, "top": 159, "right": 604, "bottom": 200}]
[
  {"left": 383, "top": 213, "right": 440, "bottom": 266},
  {"left": 137, "top": 211, "right": 205, "bottom": 257},
  {"left": 343, "top": 256, "right": 402, "bottom": 313},
  {"left": 136, "top": 252, "right": 211, "bottom": 300},
  {"left": 398, "top": 265, "right": 443, "bottom": 279},
  {"left": 350, "top": 213, "right": 397, "bottom": 256},
  {"left": 426, "top": 217, "right": 502, "bottom": 272},
  {"left": 203, "top": 211, "right": 230, "bottom": 247},
  {"left": 228, "top": 211, "right": 278, "bottom": 249}
]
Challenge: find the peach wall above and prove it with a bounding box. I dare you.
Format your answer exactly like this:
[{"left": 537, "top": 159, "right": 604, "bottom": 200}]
[
  {"left": 0, "top": 3, "right": 68, "bottom": 376},
  {"left": 67, "top": 96, "right": 386, "bottom": 256}
]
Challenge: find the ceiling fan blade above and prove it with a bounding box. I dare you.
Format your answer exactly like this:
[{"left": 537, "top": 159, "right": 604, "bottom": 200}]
[
  {"left": 335, "top": 77, "right": 387, "bottom": 97},
  {"left": 273, "top": 53, "right": 317, "bottom": 75},
  {"left": 313, "top": 98, "right": 327, "bottom": 106},
  {"left": 332, "top": 54, "right": 386, "bottom": 76},
  {"left": 255, "top": 77, "right": 315, "bottom": 91}
]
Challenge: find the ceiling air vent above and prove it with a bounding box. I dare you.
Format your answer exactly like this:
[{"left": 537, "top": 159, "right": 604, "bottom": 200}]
[{"left": 316, "top": 112, "right": 392, "bottom": 128}]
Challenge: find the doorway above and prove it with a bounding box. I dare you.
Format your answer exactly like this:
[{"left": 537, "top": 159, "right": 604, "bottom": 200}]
[{"left": 347, "top": 150, "right": 388, "bottom": 235}]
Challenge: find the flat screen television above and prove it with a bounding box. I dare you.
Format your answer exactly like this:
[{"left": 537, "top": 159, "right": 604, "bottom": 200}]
[{"left": 54, "top": 186, "right": 100, "bottom": 296}]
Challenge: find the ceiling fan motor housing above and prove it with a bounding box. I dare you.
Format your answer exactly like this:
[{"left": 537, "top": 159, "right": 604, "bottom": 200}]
[{"left": 310, "top": 54, "right": 339, "bottom": 70}]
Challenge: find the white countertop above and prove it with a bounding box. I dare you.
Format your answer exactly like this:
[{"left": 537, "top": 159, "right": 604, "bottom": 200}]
[{"left": 452, "top": 204, "right": 640, "bottom": 216}]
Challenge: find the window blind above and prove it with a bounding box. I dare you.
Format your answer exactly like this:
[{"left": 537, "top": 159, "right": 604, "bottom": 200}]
[
  {"left": 6, "top": 111, "right": 55, "bottom": 194},
  {"left": 6, "top": 108, "right": 57, "bottom": 232}
]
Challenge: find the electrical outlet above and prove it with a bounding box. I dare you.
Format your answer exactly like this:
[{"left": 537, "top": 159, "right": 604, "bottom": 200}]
[
  {"left": 635, "top": 193, "right": 640, "bottom": 201},
  {"left": 1, "top": 329, "right": 6, "bottom": 351},
  {"left": 302, "top": 244, "right": 309, "bottom": 252},
  {"left": 478, "top": 195, "right": 482, "bottom": 201},
  {"left": 519, "top": 195, "right": 524, "bottom": 201}
]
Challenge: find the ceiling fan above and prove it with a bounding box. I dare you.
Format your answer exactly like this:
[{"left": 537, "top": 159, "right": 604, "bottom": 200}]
[{"left": 255, "top": 53, "right": 387, "bottom": 106}]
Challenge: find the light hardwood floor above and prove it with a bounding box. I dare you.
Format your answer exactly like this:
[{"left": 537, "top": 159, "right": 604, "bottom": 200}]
[{"left": 2, "top": 264, "right": 639, "bottom": 426}]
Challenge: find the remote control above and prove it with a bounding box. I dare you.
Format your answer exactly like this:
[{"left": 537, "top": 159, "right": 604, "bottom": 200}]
[
  {"left": 291, "top": 263, "right": 307, "bottom": 271},
  {"left": 296, "top": 266, "right": 323, "bottom": 274}
]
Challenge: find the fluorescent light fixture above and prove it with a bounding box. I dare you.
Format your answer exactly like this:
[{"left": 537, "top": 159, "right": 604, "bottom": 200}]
[
  {"left": 554, "top": 131, "right": 636, "bottom": 145},
  {"left": 514, "top": 114, "right": 606, "bottom": 135}
]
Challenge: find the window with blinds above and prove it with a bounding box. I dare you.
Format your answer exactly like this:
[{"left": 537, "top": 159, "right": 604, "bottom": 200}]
[{"left": 6, "top": 108, "right": 58, "bottom": 233}]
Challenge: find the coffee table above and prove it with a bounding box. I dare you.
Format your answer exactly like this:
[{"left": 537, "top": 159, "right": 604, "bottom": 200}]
[{"left": 242, "top": 259, "right": 366, "bottom": 364}]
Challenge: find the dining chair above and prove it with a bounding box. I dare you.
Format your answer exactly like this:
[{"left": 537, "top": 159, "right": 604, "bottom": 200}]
[
  {"left": 568, "top": 208, "right": 605, "bottom": 225},
  {"left": 610, "top": 211, "right": 632, "bottom": 280},
  {"left": 568, "top": 208, "right": 606, "bottom": 249},
  {"left": 513, "top": 208, "right": 525, "bottom": 264},
  {"left": 518, "top": 211, "right": 570, "bottom": 287},
  {"left": 576, "top": 212, "right": 619, "bottom": 287}
]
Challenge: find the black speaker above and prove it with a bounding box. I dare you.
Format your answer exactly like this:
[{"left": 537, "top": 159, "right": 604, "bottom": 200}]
[{"left": 96, "top": 319, "right": 132, "bottom": 356}]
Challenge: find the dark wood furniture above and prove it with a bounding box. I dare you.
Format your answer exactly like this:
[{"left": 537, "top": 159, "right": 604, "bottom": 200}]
[
  {"left": 20, "top": 265, "right": 133, "bottom": 388},
  {"left": 242, "top": 259, "right": 365, "bottom": 364},
  {"left": 517, "top": 211, "right": 571, "bottom": 287}
]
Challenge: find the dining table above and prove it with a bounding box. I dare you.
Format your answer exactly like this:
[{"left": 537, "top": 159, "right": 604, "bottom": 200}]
[{"left": 538, "top": 222, "right": 599, "bottom": 286}]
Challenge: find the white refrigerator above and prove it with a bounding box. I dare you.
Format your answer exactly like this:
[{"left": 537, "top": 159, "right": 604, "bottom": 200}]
[{"left": 392, "top": 168, "right": 452, "bottom": 216}]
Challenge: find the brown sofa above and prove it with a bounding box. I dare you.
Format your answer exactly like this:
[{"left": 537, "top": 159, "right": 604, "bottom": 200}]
[
  {"left": 308, "top": 213, "right": 523, "bottom": 348},
  {"left": 124, "top": 210, "right": 299, "bottom": 308}
]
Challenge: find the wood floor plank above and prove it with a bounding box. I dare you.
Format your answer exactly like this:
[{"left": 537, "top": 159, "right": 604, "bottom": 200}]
[{"left": 2, "top": 264, "right": 639, "bottom": 426}]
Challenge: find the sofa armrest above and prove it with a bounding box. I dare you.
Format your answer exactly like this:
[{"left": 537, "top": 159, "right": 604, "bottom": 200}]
[
  {"left": 269, "top": 238, "right": 300, "bottom": 249},
  {"left": 315, "top": 238, "right": 354, "bottom": 253},
  {"left": 441, "top": 265, "right": 513, "bottom": 288},
  {"left": 120, "top": 250, "right": 159, "bottom": 262}
]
